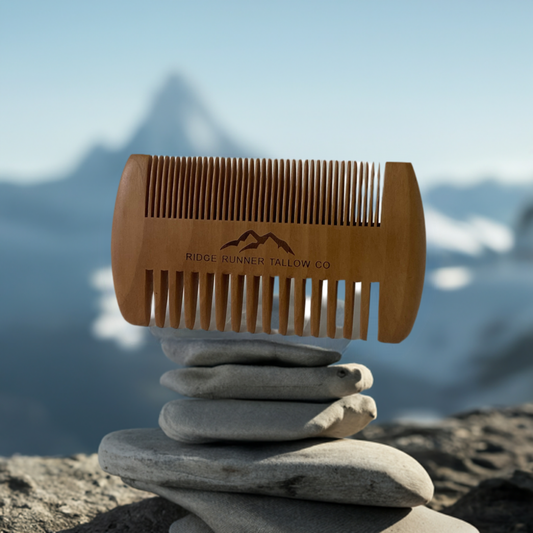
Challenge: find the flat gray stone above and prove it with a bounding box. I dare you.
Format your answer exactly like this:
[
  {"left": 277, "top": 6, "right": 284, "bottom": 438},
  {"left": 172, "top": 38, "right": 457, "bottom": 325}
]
[
  {"left": 170, "top": 513, "right": 214, "bottom": 533},
  {"left": 99, "top": 428, "right": 434, "bottom": 507},
  {"left": 134, "top": 483, "right": 479, "bottom": 533},
  {"left": 161, "top": 363, "right": 372, "bottom": 401},
  {"left": 160, "top": 339, "right": 341, "bottom": 367},
  {"left": 159, "top": 395, "right": 376, "bottom": 443}
]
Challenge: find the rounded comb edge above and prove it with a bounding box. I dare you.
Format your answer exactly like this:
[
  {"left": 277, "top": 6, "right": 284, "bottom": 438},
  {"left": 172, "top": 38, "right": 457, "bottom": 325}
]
[
  {"left": 112, "top": 154, "right": 153, "bottom": 326},
  {"left": 377, "top": 162, "right": 426, "bottom": 343}
]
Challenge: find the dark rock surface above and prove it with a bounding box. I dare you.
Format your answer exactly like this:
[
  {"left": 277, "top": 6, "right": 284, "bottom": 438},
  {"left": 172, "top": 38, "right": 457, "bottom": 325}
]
[
  {"left": 356, "top": 403, "right": 533, "bottom": 513},
  {"left": 1, "top": 403, "right": 531, "bottom": 532}
]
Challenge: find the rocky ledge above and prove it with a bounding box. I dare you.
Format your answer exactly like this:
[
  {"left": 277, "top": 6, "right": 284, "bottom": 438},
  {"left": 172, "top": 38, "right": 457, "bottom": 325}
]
[{"left": 1, "top": 403, "right": 532, "bottom": 533}]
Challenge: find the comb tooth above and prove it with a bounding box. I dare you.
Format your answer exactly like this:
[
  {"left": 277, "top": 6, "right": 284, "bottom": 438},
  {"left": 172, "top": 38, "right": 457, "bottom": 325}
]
[
  {"left": 295, "top": 160, "right": 303, "bottom": 223},
  {"left": 359, "top": 281, "right": 371, "bottom": 340},
  {"left": 181, "top": 157, "right": 191, "bottom": 218},
  {"left": 318, "top": 161, "right": 326, "bottom": 225},
  {"left": 265, "top": 159, "right": 273, "bottom": 222},
  {"left": 154, "top": 156, "right": 164, "bottom": 218},
  {"left": 189, "top": 157, "right": 198, "bottom": 219},
  {"left": 211, "top": 157, "right": 220, "bottom": 220},
  {"left": 204, "top": 157, "right": 213, "bottom": 220},
  {"left": 149, "top": 156, "right": 159, "bottom": 217},
  {"left": 222, "top": 158, "right": 231, "bottom": 220},
  {"left": 255, "top": 159, "right": 262, "bottom": 222},
  {"left": 285, "top": 160, "right": 291, "bottom": 223},
  {"left": 325, "top": 160, "right": 333, "bottom": 225},
  {"left": 304, "top": 160, "right": 311, "bottom": 224},
  {"left": 343, "top": 280, "right": 355, "bottom": 339},
  {"left": 344, "top": 161, "right": 351, "bottom": 226},
  {"left": 169, "top": 271, "right": 184, "bottom": 328},
  {"left": 237, "top": 158, "right": 245, "bottom": 221},
  {"left": 166, "top": 157, "right": 176, "bottom": 218},
  {"left": 153, "top": 270, "right": 169, "bottom": 327},
  {"left": 191, "top": 157, "right": 200, "bottom": 219},
  {"left": 237, "top": 158, "right": 244, "bottom": 221},
  {"left": 244, "top": 158, "right": 253, "bottom": 222},
  {"left": 215, "top": 273, "right": 230, "bottom": 331},
  {"left": 199, "top": 157, "right": 209, "bottom": 220},
  {"left": 252, "top": 159, "right": 261, "bottom": 222},
  {"left": 281, "top": 160, "right": 289, "bottom": 223},
  {"left": 259, "top": 159, "right": 266, "bottom": 222},
  {"left": 287, "top": 279, "right": 296, "bottom": 335},
  {"left": 314, "top": 160, "right": 320, "bottom": 224},
  {"left": 246, "top": 275, "right": 260, "bottom": 333},
  {"left": 268, "top": 159, "right": 276, "bottom": 223},
  {"left": 143, "top": 269, "right": 154, "bottom": 325},
  {"left": 350, "top": 161, "right": 357, "bottom": 226},
  {"left": 362, "top": 162, "right": 370, "bottom": 225},
  {"left": 199, "top": 272, "right": 214, "bottom": 330},
  {"left": 278, "top": 277, "right": 291, "bottom": 335},
  {"left": 228, "top": 159, "right": 236, "bottom": 221},
  {"left": 327, "top": 279, "right": 338, "bottom": 338},
  {"left": 159, "top": 156, "right": 170, "bottom": 218},
  {"left": 338, "top": 161, "right": 345, "bottom": 225},
  {"left": 176, "top": 157, "right": 186, "bottom": 218},
  {"left": 339, "top": 161, "right": 344, "bottom": 225},
  {"left": 171, "top": 157, "right": 180, "bottom": 218},
  {"left": 339, "top": 161, "right": 344, "bottom": 226},
  {"left": 145, "top": 156, "right": 153, "bottom": 217},
  {"left": 356, "top": 162, "right": 363, "bottom": 225},
  {"left": 262, "top": 275, "right": 274, "bottom": 333},
  {"left": 274, "top": 159, "right": 282, "bottom": 223},
  {"left": 369, "top": 163, "right": 375, "bottom": 226},
  {"left": 310, "top": 278, "right": 322, "bottom": 337},
  {"left": 294, "top": 278, "right": 306, "bottom": 336},
  {"left": 231, "top": 274, "right": 245, "bottom": 332},
  {"left": 183, "top": 271, "right": 199, "bottom": 329},
  {"left": 376, "top": 163, "right": 381, "bottom": 226},
  {"left": 217, "top": 157, "right": 225, "bottom": 220},
  {"left": 308, "top": 160, "right": 315, "bottom": 224},
  {"left": 332, "top": 161, "right": 339, "bottom": 225},
  {"left": 288, "top": 160, "right": 297, "bottom": 223}
]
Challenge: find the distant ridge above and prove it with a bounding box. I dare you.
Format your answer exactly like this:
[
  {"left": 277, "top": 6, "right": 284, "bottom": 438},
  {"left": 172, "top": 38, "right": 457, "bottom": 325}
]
[{"left": 0, "top": 74, "right": 256, "bottom": 456}]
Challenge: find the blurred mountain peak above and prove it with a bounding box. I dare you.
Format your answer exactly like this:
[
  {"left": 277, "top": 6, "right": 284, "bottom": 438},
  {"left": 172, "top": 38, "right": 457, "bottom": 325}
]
[{"left": 124, "top": 73, "right": 248, "bottom": 158}]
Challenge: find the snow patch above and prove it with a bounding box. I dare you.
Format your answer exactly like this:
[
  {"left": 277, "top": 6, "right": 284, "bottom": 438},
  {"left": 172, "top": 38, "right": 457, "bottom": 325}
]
[
  {"left": 430, "top": 266, "right": 473, "bottom": 291},
  {"left": 90, "top": 267, "right": 146, "bottom": 350},
  {"left": 426, "top": 208, "right": 514, "bottom": 256}
]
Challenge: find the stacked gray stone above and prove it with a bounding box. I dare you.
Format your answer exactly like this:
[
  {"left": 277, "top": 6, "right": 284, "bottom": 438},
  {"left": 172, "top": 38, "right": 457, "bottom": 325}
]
[{"left": 99, "top": 338, "right": 479, "bottom": 532}]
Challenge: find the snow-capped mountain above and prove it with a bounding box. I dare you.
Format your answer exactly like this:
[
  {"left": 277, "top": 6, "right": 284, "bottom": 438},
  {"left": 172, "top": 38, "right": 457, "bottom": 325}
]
[
  {"left": 0, "top": 75, "right": 255, "bottom": 456},
  {"left": 1, "top": 73, "right": 532, "bottom": 455}
]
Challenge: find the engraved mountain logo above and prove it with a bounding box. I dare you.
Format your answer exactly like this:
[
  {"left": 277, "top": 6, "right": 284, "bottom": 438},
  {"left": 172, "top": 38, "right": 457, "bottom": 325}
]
[{"left": 221, "top": 230, "right": 295, "bottom": 255}]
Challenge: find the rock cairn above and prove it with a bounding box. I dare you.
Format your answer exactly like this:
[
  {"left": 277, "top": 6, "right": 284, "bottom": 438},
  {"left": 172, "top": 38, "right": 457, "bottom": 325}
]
[{"left": 99, "top": 338, "right": 478, "bottom": 533}]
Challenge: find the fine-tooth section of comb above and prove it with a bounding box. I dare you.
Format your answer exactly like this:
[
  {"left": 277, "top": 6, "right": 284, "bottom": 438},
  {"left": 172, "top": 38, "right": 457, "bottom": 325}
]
[{"left": 112, "top": 155, "right": 426, "bottom": 342}]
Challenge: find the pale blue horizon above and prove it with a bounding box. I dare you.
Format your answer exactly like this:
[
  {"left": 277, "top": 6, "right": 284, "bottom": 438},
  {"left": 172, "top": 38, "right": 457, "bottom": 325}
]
[{"left": 1, "top": 0, "right": 532, "bottom": 187}]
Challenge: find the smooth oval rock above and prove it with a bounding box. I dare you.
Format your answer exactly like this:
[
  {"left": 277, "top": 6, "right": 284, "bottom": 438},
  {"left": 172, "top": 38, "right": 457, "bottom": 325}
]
[
  {"left": 99, "top": 428, "right": 434, "bottom": 507},
  {"left": 159, "top": 395, "right": 377, "bottom": 443},
  {"left": 137, "top": 483, "right": 479, "bottom": 533},
  {"left": 170, "top": 514, "right": 214, "bottom": 533},
  {"left": 161, "top": 363, "right": 372, "bottom": 401},
  {"left": 160, "top": 339, "right": 341, "bottom": 367}
]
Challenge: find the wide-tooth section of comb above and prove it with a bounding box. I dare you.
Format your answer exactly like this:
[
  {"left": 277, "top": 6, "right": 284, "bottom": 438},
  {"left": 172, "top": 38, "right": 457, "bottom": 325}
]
[
  {"left": 113, "top": 155, "right": 425, "bottom": 342},
  {"left": 146, "top": 272, "right": 365, "bottom": 339}
]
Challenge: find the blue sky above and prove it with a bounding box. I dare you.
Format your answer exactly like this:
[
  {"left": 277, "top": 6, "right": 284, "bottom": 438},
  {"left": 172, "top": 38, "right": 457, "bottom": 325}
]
[{"left": 1, "top": 0, "right": 532, "bottom": 186}]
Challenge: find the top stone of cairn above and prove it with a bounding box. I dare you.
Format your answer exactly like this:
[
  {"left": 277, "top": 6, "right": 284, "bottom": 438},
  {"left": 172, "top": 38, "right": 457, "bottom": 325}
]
[{"left": 160, "top": 338, "right": 342, "bottom": 367}]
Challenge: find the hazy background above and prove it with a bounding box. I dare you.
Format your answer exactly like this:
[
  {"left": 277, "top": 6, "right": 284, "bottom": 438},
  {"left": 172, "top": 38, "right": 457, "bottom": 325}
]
[{"left": 1, "top": 0, "right": 533, "bottom": 456}]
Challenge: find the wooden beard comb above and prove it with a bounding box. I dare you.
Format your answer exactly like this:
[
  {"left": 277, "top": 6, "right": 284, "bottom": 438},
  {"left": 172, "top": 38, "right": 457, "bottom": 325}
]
[{"left": 111, "top": 155, "right": 426, "bottom": 343}]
